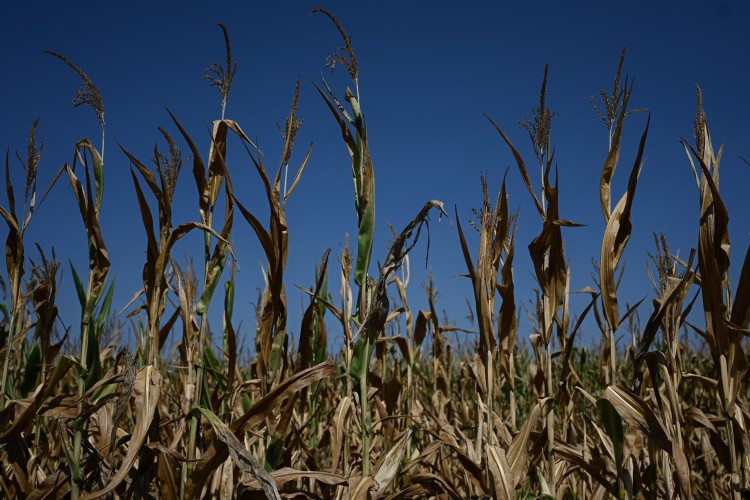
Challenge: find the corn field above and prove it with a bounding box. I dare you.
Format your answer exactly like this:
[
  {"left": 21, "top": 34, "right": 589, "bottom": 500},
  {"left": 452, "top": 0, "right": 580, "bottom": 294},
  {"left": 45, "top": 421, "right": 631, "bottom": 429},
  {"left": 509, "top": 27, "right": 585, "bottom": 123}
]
[{"left": 1, "top": 8, "right": 750, "bottom": 499}]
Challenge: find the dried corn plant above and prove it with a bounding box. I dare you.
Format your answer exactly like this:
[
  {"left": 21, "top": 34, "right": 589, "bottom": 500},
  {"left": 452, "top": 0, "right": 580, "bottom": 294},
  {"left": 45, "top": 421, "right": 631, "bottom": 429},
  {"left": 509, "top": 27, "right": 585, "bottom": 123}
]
[
  {"left": 486, "top": 65, "right": 583, "bottom": 496},
  {"left": 681, "top": 86, "right": 750, "bottom": 496},
  {"left": 0, "top": 118, "right": 45, "bottom": 410},
  {"left": 1, "top": 10, "right": 749, "bottom": 500},
  {"left": 593, "top": 49, "right": 651, "bottom": 386}
]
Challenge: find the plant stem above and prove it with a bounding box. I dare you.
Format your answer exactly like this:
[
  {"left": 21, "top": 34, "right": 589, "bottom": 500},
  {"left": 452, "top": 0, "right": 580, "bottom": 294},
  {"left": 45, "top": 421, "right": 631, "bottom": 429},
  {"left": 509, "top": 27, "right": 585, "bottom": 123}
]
[
  {"left": 486, "top": 348, "right": 495, "bottom": 447},
  {"left": 360, "top": 338, "right": 371, "bottom": 477},
  {"left": 609, "top": 325, "right": 617, "bottom": 385},
  {"left": 510, "top": 351, "right": 517, "bottom": 432},
  {"left": 546, "top": 341, "right": 556, "bottom": 497},
  {"left": 71, "top": 266, "right": 97, "bottom": 499},
  {"left": 0, "top": 268, "right": 22, "bottom": 409}
]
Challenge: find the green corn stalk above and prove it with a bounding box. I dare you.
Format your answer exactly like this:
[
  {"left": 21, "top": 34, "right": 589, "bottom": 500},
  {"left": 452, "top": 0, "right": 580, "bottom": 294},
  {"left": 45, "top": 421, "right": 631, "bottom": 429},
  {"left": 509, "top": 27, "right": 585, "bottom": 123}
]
[
  {"left": 66, "top": 137, "right": 111, "bottom": 500},
  {"left": 44, "top": 50, "right": 110, "bottom": 498},
  {"left": 312, "top": 7, "right": 378, "bottom": 475}
]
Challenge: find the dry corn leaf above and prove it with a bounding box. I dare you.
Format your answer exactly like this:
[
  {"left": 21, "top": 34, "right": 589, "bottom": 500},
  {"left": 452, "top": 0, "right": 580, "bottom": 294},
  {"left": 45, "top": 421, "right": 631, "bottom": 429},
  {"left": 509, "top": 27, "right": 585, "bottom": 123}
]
[
  {"left": 297, "top": 249, "right": 331, "bottom": 371},
  {"left": 383, "top": 484, "right": 429, "bottom": 499},
  {"left": 507, "top": 397, "right": 549, "bottom": 486},
  {"left": 603, "top": 385, "right": 669, "bottom": 450},
  {"left": 0, "top": 355, "right": 74, "bottom": 442},
  {"left": 602, "top": 384, "right": 691, "bottom": 498},
  {"left": 206, "top": 120, "right": 228, "bottom": 206},
  {"left": 599, "top": 81, "right": 633, "bottom": 222},
  {"left": 431, "top": 436, "right": 484, "bottom": 488},
  {"left": 683, "top": 127, "right": 734, "bottom": 360},
  {"left": 349, "top": 475, "right": 378, "bottom": 500},
  {"left": 196, "top": 407, "right": 281, "bottom": 500},
  {"left": 527, "top": 180, "right": 577, "bottom": 343},
  {"left": 485, "top": 114, "right": 545, "bottom": 218},
  {"left": 331, "top": 396, "right": 353, "bottom": 474},
  {"left": 485, "top": 444, "right": 514, "bottom": 499},
  {"left": 186, "top": 360, "right": 334, "bottom": 498},
  {"left": 397, "top": 473, "right": 461, "bottom": 499},
  {"left": 553, "top": 443, "right": 616, "bottom": 497},
  {"left": 600, "top": 115, "right": 649, "bottom": 331},
  {"left": 242, "top": 467, "right": 347, "bottom": 489},
  {"left": 374, "top": 429, "right": 412, "bottom": 495},
  {"left": 81, "top": 365, "right": 161, "bottom": 500}
]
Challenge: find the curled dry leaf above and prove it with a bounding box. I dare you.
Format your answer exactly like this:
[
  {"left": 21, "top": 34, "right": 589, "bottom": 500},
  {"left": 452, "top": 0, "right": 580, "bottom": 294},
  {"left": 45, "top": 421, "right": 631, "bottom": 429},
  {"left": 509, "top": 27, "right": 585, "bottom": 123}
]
[
  {"left": 186, "top": 360, "right": 335, "bottom": 498},
  {"left": 331, "top": 395, "right": 353, "bottom": 474},
  {"left": 600, "top": 114, "right": 649, "bottom": 332},
  {"left": 599, "top": 81, "right": 633, "bottom": 223},
  {"left": 602, "top": 384, "right": 691, "bottom": 498},
  {"left": 196, "top": 407, "right": 281, "bottom": 500},
  {"left": 81, "top": 365, "right": 161, "bottom": 500},
  {"left": 349, "top": 475, "right": 378, "bottom": 500},
  {"left": 485, "top": 444, "right": 514, "bottom": 500},
  {"left": 242, "top": 467, "right": 348, "bottom": 489},
  {"left": 374, "top": 428, "right": 412, "bottom": 495}
]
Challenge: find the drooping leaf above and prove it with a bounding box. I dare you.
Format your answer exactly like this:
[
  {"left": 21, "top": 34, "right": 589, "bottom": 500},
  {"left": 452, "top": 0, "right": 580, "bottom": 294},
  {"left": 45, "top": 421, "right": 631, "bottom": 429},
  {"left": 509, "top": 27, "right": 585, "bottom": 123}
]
[
  {"left": 81, "top": 366, "right": 161, "bottom": 500},
  {"left": 196, "top": 407, "right": 281, "bottom": 500},
  {"left": 485, "top": 444, "right": 514, "bottom": 500},
  {"left": 186, "top": 360, "right": 335, "bottom": 497},
  {"left": 374, "top": 428, "right": 412, "bottom": 495},
  {"left": 600, "top": 114, "right": 650, "bottom": 331},
  {"left": 599, "top": 81, "right": 633, "bottom": 222}
]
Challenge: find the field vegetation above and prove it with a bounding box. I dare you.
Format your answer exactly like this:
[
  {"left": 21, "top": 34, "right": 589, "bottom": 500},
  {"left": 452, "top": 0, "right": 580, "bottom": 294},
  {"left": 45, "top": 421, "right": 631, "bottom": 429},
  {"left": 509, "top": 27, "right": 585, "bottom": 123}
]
[{"left": 1, "top": 9, "right": 749, "bottom": 499}]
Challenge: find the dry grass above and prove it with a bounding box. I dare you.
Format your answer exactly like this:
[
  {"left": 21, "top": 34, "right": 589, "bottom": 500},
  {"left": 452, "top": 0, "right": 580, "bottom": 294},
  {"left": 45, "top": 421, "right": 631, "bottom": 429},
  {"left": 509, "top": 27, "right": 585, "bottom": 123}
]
[{"left": 0, "top": 12, "right": 748, "bottom": 500}]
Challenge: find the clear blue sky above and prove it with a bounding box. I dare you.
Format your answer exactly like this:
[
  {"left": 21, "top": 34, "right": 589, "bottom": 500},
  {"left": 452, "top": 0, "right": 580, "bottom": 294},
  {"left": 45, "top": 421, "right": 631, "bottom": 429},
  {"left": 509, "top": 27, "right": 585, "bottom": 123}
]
[{"left": 2, "top": 1, "right": 749, "bottom": 353}]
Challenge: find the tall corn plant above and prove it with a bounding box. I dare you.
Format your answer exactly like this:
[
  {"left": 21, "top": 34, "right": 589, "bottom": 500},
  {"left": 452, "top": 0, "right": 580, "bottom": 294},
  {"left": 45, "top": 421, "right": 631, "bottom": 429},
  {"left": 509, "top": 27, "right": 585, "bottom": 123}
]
[
  {"left": 455, "top": 175, "right": 532, "bottom": 498},
  {"left": 618, "top": 235, "right": 697, "bottom": 498},
  {"left": 681, "top": 86, "right": 750, "bottom": 495},
  {"left": 0, "top": 119, "right": 44, "bottom": 409},
  {"left": 42, "top": 52, "right": 116, "bottom": 499},
  {"left": 486, "top": 65, "right": 579, "bottom": 495},
  {"left": 311, "top": 7, "right": 379, "bottom": 476},
  {"left": 455, "top": 175, "right": 516, "bottom": 449},
  {"left": 169, "top": 24, "right": 237, "bottom": 496},
  {"left": 589, "top": 49, "right": 658, "bottom": 497},
  {"left": 591, "top": 48, "right": 649, "bottom": 386},
  {"left": 313, "top": 10, "right": 447, "bottom": 488},
  {"left": 229, "top": 78, "right": 314, "bottom": 470},
  {"left": 230, "top": 77, "right": 312, "bottom": 397},
  {"left": 120, "top": 125, "right": 233, "bottom": 499}
]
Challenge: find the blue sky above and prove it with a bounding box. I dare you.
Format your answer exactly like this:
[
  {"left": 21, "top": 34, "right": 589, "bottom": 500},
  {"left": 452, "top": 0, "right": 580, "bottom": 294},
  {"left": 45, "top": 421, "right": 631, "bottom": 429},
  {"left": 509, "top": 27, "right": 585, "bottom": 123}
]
[{"left": 1, "top": 1, "right": 749, "bottom": 354}]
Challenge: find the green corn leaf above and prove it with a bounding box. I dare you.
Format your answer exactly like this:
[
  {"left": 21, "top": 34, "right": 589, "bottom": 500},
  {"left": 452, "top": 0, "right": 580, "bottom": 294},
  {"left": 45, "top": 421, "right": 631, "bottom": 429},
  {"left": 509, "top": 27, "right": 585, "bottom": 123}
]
[
  {"left": 354, "top": 202, "right": 375, "bottom": 288},
  {"left": 349, "top": 337, "right": 367, "bottom": 381},
  {"left": 69, "top": 261, "right": 86, "bottom": 308},
  {"left": 597, "top": 397, "right": 624, "bottom": 496},
  {"left": 85, "top": 323, "right": 103, "bottom": 389},
  {"left": 19, "top": 342, "right": 42, "bottom": 395},
  {"left": 95, "top": 277, "right": 116, "bottom": 332},
  {"left": 196, "top": 243, "right": 230, "bottom": 315}
]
